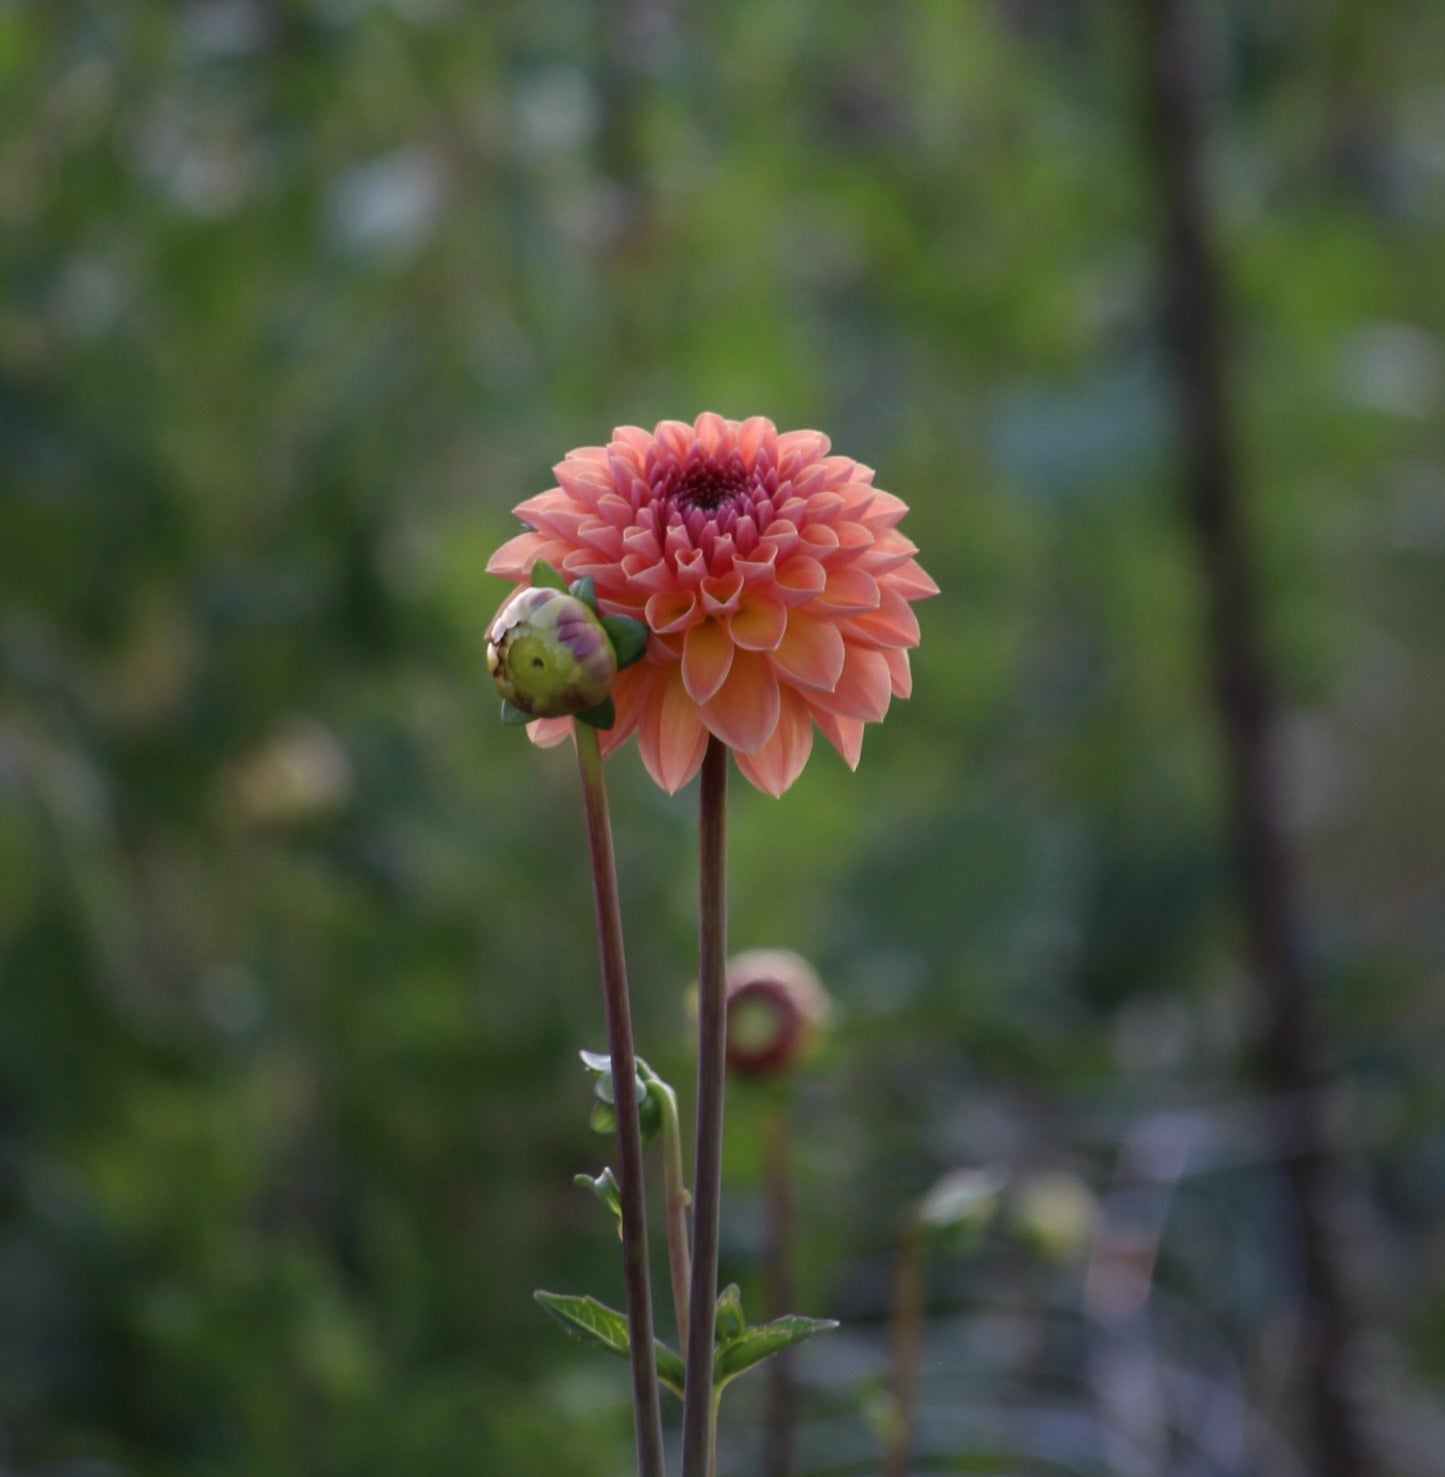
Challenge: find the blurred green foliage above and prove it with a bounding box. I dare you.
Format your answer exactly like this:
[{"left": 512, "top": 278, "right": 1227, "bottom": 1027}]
[{"left": 2, "top": 2, "right": 1444, "bottom": 1474}]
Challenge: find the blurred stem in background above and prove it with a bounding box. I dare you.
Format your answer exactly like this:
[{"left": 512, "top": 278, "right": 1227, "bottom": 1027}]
[
  {"left": 883, "top": 1215, "right": 927, "bottom": 1477},
  {"left": 575, "top": 725, "right": 667, "bottom": 1477},
  {"left": 1138, "top": 4, "right": 1375, "bottom": 1475},
  {"left": 762, "top": 1098, "right": 797, "bottom": 1477},
  {"left": 683, "top": 737, "right": 730, "bottom": 1477}
]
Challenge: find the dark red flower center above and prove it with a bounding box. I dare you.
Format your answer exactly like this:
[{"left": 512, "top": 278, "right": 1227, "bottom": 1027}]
[{"left": 671, "top": 461, "right": 750, "bottom": 514}]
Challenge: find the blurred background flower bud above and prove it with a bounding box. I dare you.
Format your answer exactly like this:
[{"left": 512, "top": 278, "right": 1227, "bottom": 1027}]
[
  {"left": 487, "top": 585, "right": 617, "bottom": 717},
  {"left": 1009, "top": 1171, "right": 1098, "bottom": 1264},
  {"left": 724, "top": 949, "right": 830, "bottom": 1080},
  {"left": 916, "top": 1167, "right": 1004, "bottom": 1253}
]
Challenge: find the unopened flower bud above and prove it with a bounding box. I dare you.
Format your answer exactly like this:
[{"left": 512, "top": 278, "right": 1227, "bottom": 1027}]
[
  {"left": 1011, "top": 1172, "right": 1098, "bottom": 1264},
  {"left": 724, "top": 949, "right": 830, "bottom": 1080},
  {"left": 487, "top": 585, "right": 617, "bottom": 718}
]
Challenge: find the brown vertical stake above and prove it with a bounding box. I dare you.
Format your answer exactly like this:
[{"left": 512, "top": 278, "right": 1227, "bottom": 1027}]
[{"left": 1137, "top": 4, "right": 1374, "bottom": 1475}]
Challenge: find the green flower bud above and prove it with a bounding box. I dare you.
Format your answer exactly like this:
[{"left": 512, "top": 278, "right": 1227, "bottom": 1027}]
[{"left": 487, "top": 585, "right": 618, "bottom": 718}]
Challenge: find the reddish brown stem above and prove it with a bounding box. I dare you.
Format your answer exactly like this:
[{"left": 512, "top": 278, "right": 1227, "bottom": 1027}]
[
  {"left": 682, "top": 737, "right": 730, "bottom": 1477},
  {"left": 575, "top": 726, "right": 666, "bottom": 1477}
]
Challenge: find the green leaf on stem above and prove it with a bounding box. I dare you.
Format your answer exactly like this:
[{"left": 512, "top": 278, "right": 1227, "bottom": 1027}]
[
  {"left": 530, "top": 561, "right": 568, "bottom": 592},
  {"left": 568, "top": 575, "right": 598, "bottom": 612},
  {"left": 575, "top": 697, "right": 616, "bottom": 730},
  {"left": 533, "top": 1291, "right": 687, "bottom": 1399},
  {"left": 574, "top": 1168, "right": 624, "bottom": 1238},
  {"left": 500, "top": 699, "right": 533, "bottom": 726},
  {"left": 713, "top": 1314, "right": 839, "bottom": 1389},
  {"left": 714, "top": 1284, "right": 746, "bottom": 1345},
  {"left": 601, "top": 615, "right": 650, "bottom": 669},
  {"left": 580, "top": 1050, "right": 662, "bottom": 1143}
]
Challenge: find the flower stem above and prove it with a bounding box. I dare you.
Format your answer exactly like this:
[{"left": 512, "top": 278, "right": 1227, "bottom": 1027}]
[
  {"left": 682, "top": 736, "right": 729, "bottom": 1477},
  {"left": 574, "top": 724, "right": 666, "bottom": 1477},
  {"left": 653, "top": 1074, "right": 692, "bottom": 1351}
]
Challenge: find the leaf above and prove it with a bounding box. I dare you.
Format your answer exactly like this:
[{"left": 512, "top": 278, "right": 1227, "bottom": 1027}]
[
  {"left": 568, "top": 575, "right": 598, "bottom": 612},
  {"left": 499, "top": 699, "right": 533, "bottom": 726},
  {"left": 713, "top": 1314, "right": 839, "bottom": 1388},
  {"left": 714, "top": 1284, "right": 746, "bottom": 1345},
  {"left": 530, "top": 561, "right": 568, "bottom": 592},
  {"left": 574, "top": 1168, "right": 623, "bottom": 1238},
  {"left": 533, "top": 1292, "right": 687, "bottom": 1398},
  {"left": 601, "top": 615, "right": 650, "bottom": 669},
  {"left": 575, "top": 697, "right": 616, "bottom": 730}
]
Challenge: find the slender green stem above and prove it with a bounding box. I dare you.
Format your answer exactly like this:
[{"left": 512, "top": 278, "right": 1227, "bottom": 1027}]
[
  {"left": 682, "top": 737, "right": 729, "bottom": 1477},
  {"left": 575, "top": 724, "right": 666, "bottom": 1477},
  {"left": 653, "top": 1074, "right": 692, "bottom": 1351}
]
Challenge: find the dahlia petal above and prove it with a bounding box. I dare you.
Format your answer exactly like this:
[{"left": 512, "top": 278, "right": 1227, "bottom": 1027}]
[
  {"left": 802, "top": 492, "right": 846, "bottom": 523},
  {"left": 809, "top": 645, "right": 891, "bottom": 722},
  {"left": 655, "top": 420, "right": 695, "bottom": 458},
  {"left": 845, "top": 584, "right": 920, "bottom": 647},
  {"left": 883, "top": 645, "right": 913, "bottom": 699},
  {"left": 737, "top": 416, "right": 776, "bottom": 469},
  {"left": 526, "top": 716, "right": 574, "bottom": 749},
  {"left": 760, "top": 522, "right": 799, "bottom": 561},
  {"left": 832, "top": 522, "right": 876, "bottom": 561},
  {"left": 811, "top": 707, "right": 866, "bottom": 769},
  {"left": 700, "top": 570, "right": 744, "bottom": 614},
  {"left": 675, "top": 548, "right": 708, "bottom": 586},
  {"left": 800, "top": 524, "right": 841, "bottom": 555},
  {"left": 733, "top": 688, "right": 814, "bottom": 798},
  {"left": 597, "top": 662, "right": 652, "bottom": 756},
  {"left": 886, "top": 558, "right": 941, "bottom": 598},
  {"left": 682, "top": 618, "right": 735, "bottom": 705},
  {"left": 777, "top": 429, "right": 830, "bottom": 473},
  {"left": 814, "top": 564, "right": 881, "bottom": 616},
  {"left": 578, "top": 520, "right": 624, "bottom": 557},
  {"left": 862, "top": 490, "right": 910, "bottom": 528},
  {"left": 694, "top": 411, "right": 728, "bottom": 454},
  {"left": 486, "top": 532, "right": 546, "bottom": 579},
  {"left": 770, "top": 613, "right": 845, "bottom": 690},
  {"left": 638, "top": 666, "right": 710, "bottom": 793},
  {"left": 774, "top": 555, "right": 828, "bottom": 605},
  {"left": 597, "top": 493, "right": 635, "bottom": 527},
  {"left": 729, "top": 592, "right": 787, "bottom": 652},
  {"left": 514, "top": 489, "right": 575, "bottom": 523},
  {"left": 735, "top": 544, "right": 779, "bottom": 581},
  {"left": 863, "top": 530, "right": 918, "bottom": 562},
  {"left": 699, "top": 649, "right": 781, "bottom": 754},
  {"left": 622, "top": 526, "right": 663, "bottom": 560},
  {"left": 623, "top": 557, "right": 679, "bottom": 594},
  {"left": 646, "top": 589, "right": 700, "bottom": 634},
  {"left": 610, "top": 426, "right": 653, "bottom": 465}
]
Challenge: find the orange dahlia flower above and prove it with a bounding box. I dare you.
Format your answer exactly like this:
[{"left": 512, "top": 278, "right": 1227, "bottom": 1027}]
[{"left": 487, "top": 413, "right": 937, "bottom": 796}]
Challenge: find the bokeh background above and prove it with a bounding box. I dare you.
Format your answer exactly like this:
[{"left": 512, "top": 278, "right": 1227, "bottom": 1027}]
[{"left": 3, "top": 2, "right": 1444, "bottom": 1474}]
